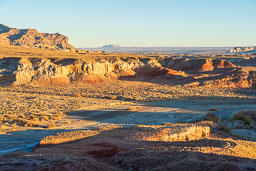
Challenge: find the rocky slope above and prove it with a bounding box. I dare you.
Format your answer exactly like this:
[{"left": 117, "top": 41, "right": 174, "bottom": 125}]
[
  {"left": 0, "top": 56, "right": 255, "bottom": 88},
  {"left": 0, "top": 24, "right": 75, "bottom": 50},
  {"left": 1, "top": 122, "right": 256, "bottom": 170}
]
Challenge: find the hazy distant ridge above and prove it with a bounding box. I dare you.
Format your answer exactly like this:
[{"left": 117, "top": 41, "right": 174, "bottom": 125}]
[{"left": 81, "top": 44, "right": 231, "bottom": 55}]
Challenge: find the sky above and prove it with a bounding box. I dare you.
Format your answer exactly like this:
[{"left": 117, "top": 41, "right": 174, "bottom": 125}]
[{"left": 0, "top": 0, "right": 256, "bottom": 48}]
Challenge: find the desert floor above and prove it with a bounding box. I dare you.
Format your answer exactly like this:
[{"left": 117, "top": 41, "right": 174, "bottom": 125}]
[{"left": 1, "top": 81, "right": 256, "bottom": 156}]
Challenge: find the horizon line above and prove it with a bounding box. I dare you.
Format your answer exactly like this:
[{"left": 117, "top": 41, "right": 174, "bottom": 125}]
[{"left": 77, "top": 46, "right": 256, "bottom": 48}]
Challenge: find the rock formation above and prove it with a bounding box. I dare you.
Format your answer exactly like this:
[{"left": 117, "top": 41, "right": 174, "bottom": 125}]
[
  {"left": 166, "top": 58, "right": 236, "bottom": 72},
  {"left": 0, "top": 24, "right": 75, "bottom": 50},
  {"left": 0, "top": 56, "right": 255, "bottom": 88},
  {"left": 0, "top": 57, "right": 145, "bottom": 85},
  {"left": 230, "top": 46, "right": 256, "bottom": 53}
]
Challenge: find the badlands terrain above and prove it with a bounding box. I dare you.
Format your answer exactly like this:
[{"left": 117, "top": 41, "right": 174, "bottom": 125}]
[{"left": 0, "top": 26, "right": 256, "bottom": 170}]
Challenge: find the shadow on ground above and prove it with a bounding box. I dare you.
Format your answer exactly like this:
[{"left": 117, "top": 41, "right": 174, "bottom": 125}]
[{"left": 2, "top": 126, "right": 256, "bottom": 171}]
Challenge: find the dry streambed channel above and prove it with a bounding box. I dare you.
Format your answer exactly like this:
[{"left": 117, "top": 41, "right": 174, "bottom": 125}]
[{"left": 0, "top": 98, "right": 256, "bottom": 156}]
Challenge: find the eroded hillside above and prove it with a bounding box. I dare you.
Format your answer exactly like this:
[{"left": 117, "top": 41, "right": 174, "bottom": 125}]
[{"left": 0, "top": 55, "right": 255, "bottom": 89}]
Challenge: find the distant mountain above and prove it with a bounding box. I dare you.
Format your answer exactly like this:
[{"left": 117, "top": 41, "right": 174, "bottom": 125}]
[
  {"left": 81, "top": 46, "right": 231, "bottom": 55},
  {"left": 0, "top": 24, "right": 75, "bottom": 50},
  {"left": 101, "top": 44, "right": 121, "bottom": 48}
]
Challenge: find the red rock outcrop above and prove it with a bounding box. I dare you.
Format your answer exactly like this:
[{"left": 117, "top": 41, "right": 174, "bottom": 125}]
[
  {"left": 212, "top": 59, "right": 236, "bottom": 69},
  {"left": 170, "top": 59, "right": 236, "bottom": 72}
]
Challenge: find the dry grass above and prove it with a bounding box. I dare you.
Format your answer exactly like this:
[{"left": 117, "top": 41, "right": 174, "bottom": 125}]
[
  {"left": 1, "top": 79, "right": 254, "bottom": 133},
  {"left": 0, "top": 85, "right": 122, "bottom": 133}
]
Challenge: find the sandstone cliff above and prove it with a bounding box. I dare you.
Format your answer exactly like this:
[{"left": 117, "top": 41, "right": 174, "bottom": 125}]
[
  {"left": 0, "top": 56, "right": 255, "bottom": 88},
  {"left": 0, "top": 24, "right": 75, "bottom": 50}
]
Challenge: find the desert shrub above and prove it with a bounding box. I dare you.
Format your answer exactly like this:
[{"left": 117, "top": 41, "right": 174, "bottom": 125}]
[
  {"left": 17, "top": 113, "right": 25, "bottom": 118},
  {"left": 107, "top": 95, "right": 118, "bottom": 100},
  {"left": 14, "top": 118, "right": 41, "bottom": 127},
  {"left": 231, "top": 114, "right": 240, "bottom": 121},
  {"left": 232, "top": 110, "right": 256, "bottom": 125},
  {"left": 57, "top": 111, "right": 64, "bottom": 116},
  {"left": 219, "top": 125, "right": 230, "bottom": 133},
  {"left": 11, "top": 123, "right": 17, "bottom": 128},
  {"left": 33, "top": 118, "right": 40, "bottom": 122},
  {"left": 51, "top": 116, "right": 61, "bottom": 120},
  {"left": 41, "top": 115, "right": 49, "bottom": 121},
  {"left": 203, "top": 113, "right": 219, "bottom": 123},
  {"left": 209, "top": 108, "right": 217, "bottom": 112},
  {"left": 28, "top": 114, "right": 36, "bottom": 120},
  {"left": 65, "top": 119, "right": 71, "bottom": 124},
  {"left": 243, "top": 116, "right": 252, "bottom": 125},
  {"left": 73, "top": 93, "right": 82, "bottom": 97},
  {"left": 0, "top": 115, "right": 3, "bottom": 123},
  {"left": 47, "top": 122, "right": 56, "bottom": 129},
  {"left": 0, "top": 124, "right": 4, "bottom": 130}
]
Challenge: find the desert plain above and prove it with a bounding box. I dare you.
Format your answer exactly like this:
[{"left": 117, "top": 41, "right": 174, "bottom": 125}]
[{"left": 0, "top": 42, "right": 255, "bottom": 170}]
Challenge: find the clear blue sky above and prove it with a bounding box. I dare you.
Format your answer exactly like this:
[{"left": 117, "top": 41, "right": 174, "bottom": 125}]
[{"left": 0, "top": 0, "right": 255, "bottom": 48}]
